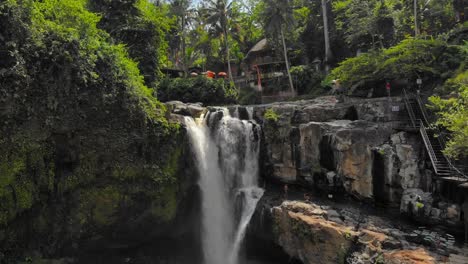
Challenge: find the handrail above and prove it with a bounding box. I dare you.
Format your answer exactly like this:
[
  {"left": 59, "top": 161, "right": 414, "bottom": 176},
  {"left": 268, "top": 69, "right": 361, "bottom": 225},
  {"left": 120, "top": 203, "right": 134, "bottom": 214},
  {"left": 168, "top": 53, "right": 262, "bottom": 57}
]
[
  {"left": 419, "top": 120, "right": 441, "bottom": 174},
  {"left": 414, "top": 92, "right": 431, "bottom": 126},
  {"left": 437, "top": 133, "right": 468, "bottom": 178},
  {"left": 403, "top": 88, "right": 417, "bottom": 128},
  {"left": 413, "top": 94, "right": 468, "bottom": 179},
  {"left": 403, "top": 87, "right": 467, "bottom": 180}
]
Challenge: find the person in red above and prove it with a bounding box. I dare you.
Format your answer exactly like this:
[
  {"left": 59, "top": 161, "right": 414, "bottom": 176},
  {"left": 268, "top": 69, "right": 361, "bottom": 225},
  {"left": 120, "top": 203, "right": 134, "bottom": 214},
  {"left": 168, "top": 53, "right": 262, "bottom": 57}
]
[{"left": 386, "top": 81, "right": 391, "bottom": 97}]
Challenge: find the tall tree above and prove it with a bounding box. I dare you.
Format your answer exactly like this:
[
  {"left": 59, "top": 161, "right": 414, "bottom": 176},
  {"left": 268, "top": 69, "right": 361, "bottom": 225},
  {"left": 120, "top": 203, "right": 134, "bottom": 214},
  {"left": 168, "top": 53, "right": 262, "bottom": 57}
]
[
  {"left": 263, "top": 0, "right": 295, "bottom": 96},
  {"left": 321, "top": 0, "right": 332, "bottom": 71},
  {"left": 205, "top": 0, "right": 235, "bottom": 84},
  {"left": 333, "top": 0, "right": 395, "bottom": 51},
  {"left": 90, "top": 0, "right": 171, "bottom": 86},
  {"left": 169, "top": 0, "right": 193, "bottom": 75}
]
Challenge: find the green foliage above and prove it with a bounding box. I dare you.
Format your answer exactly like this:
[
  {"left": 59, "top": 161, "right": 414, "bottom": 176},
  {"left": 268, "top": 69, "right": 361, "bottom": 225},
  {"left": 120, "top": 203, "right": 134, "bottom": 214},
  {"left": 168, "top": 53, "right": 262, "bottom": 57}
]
[
  {"left": 157, "top": 77, "right": 237, "bottom": 105},
  {"left": 238, "top": 86, "right": 262, "bottom": 105},
  {"left": 375, "top": 253, "right": 385, "bottom": 264},
  {"left": 330, "top": 38, "right": 464, "bottom": 89},
  {"left": 262, "top": 0, "right": 294, "bottom": 35},
  {"left": 78, "top": 186, "right": 121, "bottom": 227},
  {"left": 8, "top": 0, "right": 167, "bottom": 123},
  {"left": 381, "top": 38, "right": 457, "bottom": 79},
  {"left": 90, "top": 0, "right": 172, "bottom": 86},
  {"left": 0, "top": 140, "right": 54, "bottom": 226},
  {"left": 429, "top": 70, "right": 468, "bottom": 159},
  {"left": 343, "top": 230, "right": 352, "bottom": 240},
  {"left": 333, "top": 0, "right": 395, "bottom": 50},
  {"left": 263, "top": 108, "right": 279, "bottom": 122},
  {"left": 0, "top": 0, "right": 183, "bottom": 258},
  {"left": 337, "top": 244, "right": 347, "bottom": 264},
  {"left": 290, "top": 65, "right": 326, "bottom": 96},
  {"left": 329, "top": 51, "right": 382, "bottom": 88}
]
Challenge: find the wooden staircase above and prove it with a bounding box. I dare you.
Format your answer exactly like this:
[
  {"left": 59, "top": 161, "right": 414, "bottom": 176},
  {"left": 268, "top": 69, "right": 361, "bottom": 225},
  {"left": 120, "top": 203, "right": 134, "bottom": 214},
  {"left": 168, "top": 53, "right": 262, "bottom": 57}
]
[{"left": 403, "top": 89, "right": 468, "bottom": 182}]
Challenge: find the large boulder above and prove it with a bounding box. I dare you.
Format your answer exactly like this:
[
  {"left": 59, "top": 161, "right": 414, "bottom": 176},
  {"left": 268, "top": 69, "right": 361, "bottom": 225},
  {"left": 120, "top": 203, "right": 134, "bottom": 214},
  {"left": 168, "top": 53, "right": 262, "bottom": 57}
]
[
  {"left": 272, "top": 202, "right": 357, "bottom": 264},
  {"left": 271, "top": 201, "right": 439, "bottom": 264},
  {"left": 373, "top": 132, "right": 426, "bottom": 206},
  {"left": 400, "top": 188, "right": 434, "bottom": 217}
]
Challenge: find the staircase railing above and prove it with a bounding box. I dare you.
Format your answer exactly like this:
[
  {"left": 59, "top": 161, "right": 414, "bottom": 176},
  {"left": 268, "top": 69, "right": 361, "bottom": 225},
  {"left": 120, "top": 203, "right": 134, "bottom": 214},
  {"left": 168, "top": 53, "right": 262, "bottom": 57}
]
[
  {"left": 404, "top": 89, "right": 468, "bottom": 180},
  {"left": 414, "top": 92, "right": 431, "bottom": 126},
  {"left": 418, "top": 121, "right": 445, "bottom": 176},
  {"left": 403, "top": 88, "right": 418, "bottom": 128},
  {"left": 436, "top": 132, "right": 468, "bottom": 179}
]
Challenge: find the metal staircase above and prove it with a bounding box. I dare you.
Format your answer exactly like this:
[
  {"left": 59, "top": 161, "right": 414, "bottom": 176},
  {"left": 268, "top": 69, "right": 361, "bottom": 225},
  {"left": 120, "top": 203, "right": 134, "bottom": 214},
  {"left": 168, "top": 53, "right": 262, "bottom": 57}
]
[{"left": 403, "top": 89, "right": 468, "bottom": 181}]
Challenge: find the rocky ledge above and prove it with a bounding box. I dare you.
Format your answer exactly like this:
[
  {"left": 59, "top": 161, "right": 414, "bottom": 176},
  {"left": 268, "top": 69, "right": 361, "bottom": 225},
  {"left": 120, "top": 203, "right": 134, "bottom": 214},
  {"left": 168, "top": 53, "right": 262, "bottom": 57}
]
[{"left": 272, "top": 201, "right": 464, "bottom": 264}]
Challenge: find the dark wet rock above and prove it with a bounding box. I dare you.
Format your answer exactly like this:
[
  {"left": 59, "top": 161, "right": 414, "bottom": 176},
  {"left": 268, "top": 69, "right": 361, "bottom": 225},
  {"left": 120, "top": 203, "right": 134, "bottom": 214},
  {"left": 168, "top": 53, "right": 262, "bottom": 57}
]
[{"left": 165, "top": 101, "right": 206, "bottom": 117}]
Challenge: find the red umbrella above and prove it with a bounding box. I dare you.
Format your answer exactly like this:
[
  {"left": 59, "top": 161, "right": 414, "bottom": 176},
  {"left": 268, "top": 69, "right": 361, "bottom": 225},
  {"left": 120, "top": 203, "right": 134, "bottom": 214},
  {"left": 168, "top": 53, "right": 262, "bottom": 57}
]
[{"left": 206, "top": 71, "right": 215, "bottom": 78}]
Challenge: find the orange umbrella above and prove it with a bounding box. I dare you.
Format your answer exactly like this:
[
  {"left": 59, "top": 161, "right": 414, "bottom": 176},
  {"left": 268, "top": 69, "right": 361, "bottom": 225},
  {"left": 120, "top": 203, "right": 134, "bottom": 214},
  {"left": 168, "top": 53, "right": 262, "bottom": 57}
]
[{"left": 206, "top": 71, "right": 215, "bottom": 78}]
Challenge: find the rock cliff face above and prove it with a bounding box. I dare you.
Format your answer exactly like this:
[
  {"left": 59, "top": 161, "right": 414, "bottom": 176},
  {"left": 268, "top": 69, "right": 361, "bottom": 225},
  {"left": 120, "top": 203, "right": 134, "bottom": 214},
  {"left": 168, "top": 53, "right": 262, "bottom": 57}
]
[
  {"left": 1, "top": 94, "right": 463, "bottom": 262},
  {"left": 159, "top": 98, "right": 465, "bottom": 264},
  {"left": 0, "top": 2, "right": 201, "bottom": 261},
  {"left": 250, "top": 96, "right": 424, "bottom": 204}
]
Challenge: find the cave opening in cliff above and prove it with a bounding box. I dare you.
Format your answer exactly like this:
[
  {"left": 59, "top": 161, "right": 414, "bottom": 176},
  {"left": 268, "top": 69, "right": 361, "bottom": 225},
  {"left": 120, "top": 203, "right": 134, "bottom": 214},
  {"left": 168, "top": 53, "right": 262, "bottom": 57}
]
[
  {"left": 319, "top": 135, "right": 335, "bottom": 171},
  {"left": 372, "top": 150, "right": 387, "bottom": 205}
]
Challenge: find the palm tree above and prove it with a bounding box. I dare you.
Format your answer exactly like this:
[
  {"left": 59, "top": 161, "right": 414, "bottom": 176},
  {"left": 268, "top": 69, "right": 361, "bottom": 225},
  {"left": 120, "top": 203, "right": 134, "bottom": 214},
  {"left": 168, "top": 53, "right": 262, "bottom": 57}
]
[
  {"left": 263, "top": 0, "right": 295, "bottom": 96},
  {"left": 205, "top": 0, "right": 235, "bottom": 84}
]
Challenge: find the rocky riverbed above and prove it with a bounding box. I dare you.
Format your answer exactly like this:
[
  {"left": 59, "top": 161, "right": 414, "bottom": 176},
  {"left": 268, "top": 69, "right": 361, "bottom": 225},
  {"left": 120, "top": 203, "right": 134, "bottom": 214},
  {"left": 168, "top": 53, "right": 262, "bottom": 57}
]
[{"left": 247, "top": 183, "right": 467, "bottom": 264}]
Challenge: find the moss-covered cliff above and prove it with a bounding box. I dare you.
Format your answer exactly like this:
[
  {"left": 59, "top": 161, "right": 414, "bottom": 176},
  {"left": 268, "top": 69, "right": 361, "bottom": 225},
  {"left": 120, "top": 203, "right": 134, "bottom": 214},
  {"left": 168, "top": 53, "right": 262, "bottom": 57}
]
[{"left": 0, "top": 0, "right": 195, "bottom": 261}]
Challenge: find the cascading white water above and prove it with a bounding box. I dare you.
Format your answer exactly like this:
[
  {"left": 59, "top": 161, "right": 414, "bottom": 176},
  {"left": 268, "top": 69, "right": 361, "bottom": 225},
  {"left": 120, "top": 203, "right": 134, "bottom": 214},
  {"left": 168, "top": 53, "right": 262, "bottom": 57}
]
[{"left": 185, "top": 107, "right": 264, "bottom": 264}]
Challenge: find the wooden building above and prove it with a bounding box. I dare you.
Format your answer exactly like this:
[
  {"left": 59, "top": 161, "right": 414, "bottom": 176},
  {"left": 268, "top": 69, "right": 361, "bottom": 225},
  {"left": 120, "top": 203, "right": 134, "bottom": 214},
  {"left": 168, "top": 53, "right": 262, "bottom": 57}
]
[{"left": 234, "top": 38, "right": 293, "bottom": 102}]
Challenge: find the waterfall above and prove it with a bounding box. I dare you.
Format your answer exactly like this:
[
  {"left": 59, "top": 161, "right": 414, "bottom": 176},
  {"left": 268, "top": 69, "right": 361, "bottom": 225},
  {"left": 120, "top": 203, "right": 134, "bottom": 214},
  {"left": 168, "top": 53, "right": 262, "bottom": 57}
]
[{"left": 185, "top": 107, "right": 264, "bottom": 264}]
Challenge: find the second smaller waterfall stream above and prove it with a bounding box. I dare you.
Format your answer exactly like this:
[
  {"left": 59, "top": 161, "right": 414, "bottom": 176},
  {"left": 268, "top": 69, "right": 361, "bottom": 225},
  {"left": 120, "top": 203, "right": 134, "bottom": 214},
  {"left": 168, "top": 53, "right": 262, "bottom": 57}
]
[{"left": 185, "top": 107, "right": 264, "bottom": 264}]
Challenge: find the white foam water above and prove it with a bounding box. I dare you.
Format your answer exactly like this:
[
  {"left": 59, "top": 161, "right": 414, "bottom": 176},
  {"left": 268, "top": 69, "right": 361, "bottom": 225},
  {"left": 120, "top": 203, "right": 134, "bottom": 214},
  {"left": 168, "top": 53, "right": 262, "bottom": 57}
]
[{"left": 185, "top": 107, "right": 263, "bottom": 264}]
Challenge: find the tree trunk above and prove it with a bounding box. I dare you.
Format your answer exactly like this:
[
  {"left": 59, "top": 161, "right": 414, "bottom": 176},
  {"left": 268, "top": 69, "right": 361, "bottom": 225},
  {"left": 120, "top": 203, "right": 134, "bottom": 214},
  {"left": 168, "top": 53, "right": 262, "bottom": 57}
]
[
  {"left": 181, "top": 16, "right": 188, "bottom": 76},
  {"left": 224, "top": 29, "right": 235, "bottom": 87},
  {"left": 321, "top": 0, "right": 332, "bottom": 72},
  {"left": 414, "top": 0, "right": 419, "bottom": 36},
  {"left": 281, "top": 27, "right": 295, "bottom": 96}
]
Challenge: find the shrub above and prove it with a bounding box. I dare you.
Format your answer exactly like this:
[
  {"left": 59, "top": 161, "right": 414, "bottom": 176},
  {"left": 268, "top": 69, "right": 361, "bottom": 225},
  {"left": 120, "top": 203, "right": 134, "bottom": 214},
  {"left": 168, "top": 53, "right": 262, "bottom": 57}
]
[
  {"left": 89, "top": 0, "right": 172, "bottom": 86},
  {"left": 290, "top": 65, "right": 326, "bottom": 96},
  {"left": 329, "top": 51, "right": 382, "bottom": 88},
  {"left": 238, "top": 86, "right": 262, "bottom": 105},
  {"left": 429, "top": 70, "right": 468, "bottom": 159},
  {"left": 330, "top": 38, "right": 464, "bottom": 90},
  {"left": 263, "top": 108, "right": 279, "bottom": 122},
  {"left": 157, "top": 77, "right": 237, "bottom": 105}
]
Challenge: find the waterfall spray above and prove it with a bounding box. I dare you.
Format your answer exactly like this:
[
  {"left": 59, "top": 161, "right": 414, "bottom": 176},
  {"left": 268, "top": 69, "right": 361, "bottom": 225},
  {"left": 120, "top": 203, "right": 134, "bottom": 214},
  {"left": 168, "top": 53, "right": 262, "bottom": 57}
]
[{"left": 185, "top": 108, "right": 263, "bottom": 264}]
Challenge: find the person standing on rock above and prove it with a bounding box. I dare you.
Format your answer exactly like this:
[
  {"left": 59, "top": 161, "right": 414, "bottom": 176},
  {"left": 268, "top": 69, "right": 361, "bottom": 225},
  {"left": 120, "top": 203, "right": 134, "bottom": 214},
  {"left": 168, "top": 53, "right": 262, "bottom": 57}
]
[
  {"left": 415, "top": 196, "right": 425, "bottom": 218},
  {"left": 283, "top": 184, "right": 289, "bottom": 200},
  {"left": 332, "top": 79, "right": 346, "bottom": 103}
]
